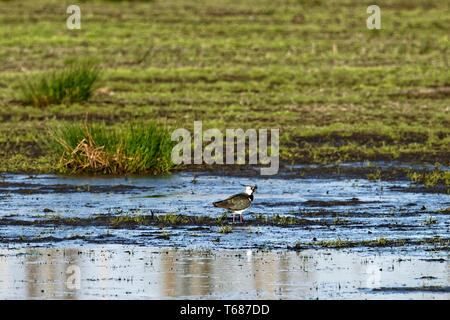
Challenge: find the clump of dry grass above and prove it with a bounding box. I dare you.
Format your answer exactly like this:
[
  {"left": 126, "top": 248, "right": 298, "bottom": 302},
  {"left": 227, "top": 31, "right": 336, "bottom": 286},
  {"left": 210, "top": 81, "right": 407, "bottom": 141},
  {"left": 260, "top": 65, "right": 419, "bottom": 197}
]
[
  {"left": 51, "top": 123, "right": 126, "bottom": 174},
  {"left": 48, "top": 118, "right": 173, "bottom": 175}
]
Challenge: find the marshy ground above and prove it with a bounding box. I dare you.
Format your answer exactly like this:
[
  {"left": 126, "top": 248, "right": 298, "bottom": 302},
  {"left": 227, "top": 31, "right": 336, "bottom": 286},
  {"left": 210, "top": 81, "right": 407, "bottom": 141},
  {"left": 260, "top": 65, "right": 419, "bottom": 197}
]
[
  {"left": 0, "top": 166, "right": 448, "bottom": 299},
  {"left": 1, "top": 166, "right": 448, "bottom": 250},
  {"left": 1, "top": 247, "right": 448, "bottom": 299},
  {"left": 0, "top": 0, "right": 448, "bottom": 300}
]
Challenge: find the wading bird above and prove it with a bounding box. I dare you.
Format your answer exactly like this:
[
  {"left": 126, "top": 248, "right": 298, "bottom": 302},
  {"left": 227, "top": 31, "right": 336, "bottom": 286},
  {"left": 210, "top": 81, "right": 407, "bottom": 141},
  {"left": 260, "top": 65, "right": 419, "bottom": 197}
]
[{"left": 213, "top": 185, "right": 257, "bottom": 223}]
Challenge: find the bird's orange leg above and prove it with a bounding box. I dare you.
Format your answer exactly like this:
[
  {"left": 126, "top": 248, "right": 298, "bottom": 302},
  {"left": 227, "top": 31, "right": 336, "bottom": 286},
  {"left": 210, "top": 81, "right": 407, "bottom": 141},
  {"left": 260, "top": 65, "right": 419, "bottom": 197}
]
[
  {"left": 233, "top": 212, "right": 235, "bottom": 223},
  {"left": 240, "top": 213, "right": 243, "bottom": 223}
]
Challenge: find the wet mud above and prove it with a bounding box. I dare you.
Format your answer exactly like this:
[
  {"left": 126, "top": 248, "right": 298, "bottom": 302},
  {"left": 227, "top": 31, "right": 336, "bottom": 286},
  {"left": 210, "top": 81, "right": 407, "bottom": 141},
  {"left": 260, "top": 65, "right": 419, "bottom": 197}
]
[{"left": 0, "top": 162, "right": 448, "bottom": 299}]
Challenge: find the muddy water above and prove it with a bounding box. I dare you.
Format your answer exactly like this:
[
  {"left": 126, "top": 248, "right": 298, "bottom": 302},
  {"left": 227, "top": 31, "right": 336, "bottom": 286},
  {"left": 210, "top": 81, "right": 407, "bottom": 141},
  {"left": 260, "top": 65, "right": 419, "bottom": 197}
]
[
  {"left": 0, "top": 168, "right": 449, "bottom": 299},
  {"left": 0, "top": 247, "right": 448, "bottom": 299}
]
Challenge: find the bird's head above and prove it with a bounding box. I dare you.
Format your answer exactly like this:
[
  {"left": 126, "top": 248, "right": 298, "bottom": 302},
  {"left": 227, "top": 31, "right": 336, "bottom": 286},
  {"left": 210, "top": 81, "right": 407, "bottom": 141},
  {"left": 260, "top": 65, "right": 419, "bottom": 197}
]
[{"left": 244, "top": 185, "right": 257, "bottom": 195}]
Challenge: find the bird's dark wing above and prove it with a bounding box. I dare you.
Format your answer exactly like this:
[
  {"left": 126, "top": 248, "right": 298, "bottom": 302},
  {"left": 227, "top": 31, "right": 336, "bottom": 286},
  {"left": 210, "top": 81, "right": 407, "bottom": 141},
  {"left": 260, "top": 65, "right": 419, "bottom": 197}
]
[{"left": 213, "top": 193, "right": 251, "bottom": 211}]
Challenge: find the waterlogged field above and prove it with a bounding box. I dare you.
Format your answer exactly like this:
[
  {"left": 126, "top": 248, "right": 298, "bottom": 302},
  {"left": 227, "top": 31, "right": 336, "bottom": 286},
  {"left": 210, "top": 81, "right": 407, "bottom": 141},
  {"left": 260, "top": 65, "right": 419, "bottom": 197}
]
[
  {"left": 0, "top": 0, "right": 448, "bottom": 300},
  {"left": 0, "top": 247, "right": 448, "bottom": 299},
  {"left": 1, "top": 166, "right": 449, "bottom": 249},
  {"left": 0, "top": 165, "right": 449, "bottom": 299}
]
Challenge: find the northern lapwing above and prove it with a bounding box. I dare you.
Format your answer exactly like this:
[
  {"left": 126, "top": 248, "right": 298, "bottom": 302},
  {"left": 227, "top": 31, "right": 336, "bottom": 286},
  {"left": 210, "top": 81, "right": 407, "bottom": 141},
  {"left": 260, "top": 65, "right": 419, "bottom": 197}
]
[{"left": 213, "top": 185, "right": 257, "bottom": 223}]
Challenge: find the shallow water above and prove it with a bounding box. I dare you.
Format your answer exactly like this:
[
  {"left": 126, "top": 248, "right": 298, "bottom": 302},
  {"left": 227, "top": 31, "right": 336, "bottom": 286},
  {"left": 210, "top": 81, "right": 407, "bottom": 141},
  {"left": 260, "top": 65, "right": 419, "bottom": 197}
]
[
  {"left": 0, "top": 172, "right": 448, "bottom": 250},
  {"left": 0, "top": 246, "right": 448, "bottom": 299},
  {"left": 0, "top": 169, "right": 449, "bottom": 299}
]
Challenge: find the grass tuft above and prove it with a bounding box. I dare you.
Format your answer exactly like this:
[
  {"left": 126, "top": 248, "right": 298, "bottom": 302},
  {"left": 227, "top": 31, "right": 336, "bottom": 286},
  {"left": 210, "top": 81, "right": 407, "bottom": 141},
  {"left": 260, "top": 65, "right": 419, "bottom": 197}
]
[
  {"left": 218, "top": 225, "right": 233, "bottom": 234},
  {"left": 366, "top": 169, "right": 382, "bottom": 182},
  {"left": 157, "top": 212, "right": 189, "bottom": 225},
  {"left": 20, "top": 60, "right": 101, "bottom": 107},
  {"left": 407, "top": 164, "right": 450, "bottom": 187},
  {"left": 109, "top": 213, "right": 148, "bottom": 228},
  {"left": 47, "top": 118, "right": 174, "bottom": 174}
]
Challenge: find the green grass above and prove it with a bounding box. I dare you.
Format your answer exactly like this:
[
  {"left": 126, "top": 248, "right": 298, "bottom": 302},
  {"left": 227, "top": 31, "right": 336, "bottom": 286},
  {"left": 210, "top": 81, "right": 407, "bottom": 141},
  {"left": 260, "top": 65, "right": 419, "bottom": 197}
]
[
  {"left": 218, "top": 225, "right": 233, "bottom": 234},
  {"left": 423, "top": 216, "right": 438, "bottom": 226},
  {"left": 366, "top": 169, "right": 382, "bottom": 182},
  {"left": 271, "top": 214, "right": 297, "bottom": 225},
  {"left": 333, "top": 217, "right": 348, "bottom": 225},
  {"left": 407, "top": 165, "right": 450, "bottom": 187},
  {"left": 314, "top": 237, "right": 407, "bottom": 248},
  {"left": 308, "top": 236, "right": 449, "bottom": 249},
  {"left": 19, "top": 60, "right": 101, "bottom": 108},
  {"left": 109, "top": 213, "right": 148, "bottom": 228},
  {"left": 0, "top": 0, "right": 448, "bottom": 173},
  {"left": 47, "top": 119, "right": 174, "bottom": 174},
  {"left": 215, "top": 212, "right": 229, "bottom": 224},
  {"left": 157, "top": 212, "right": 189, "bottom": 225}
]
